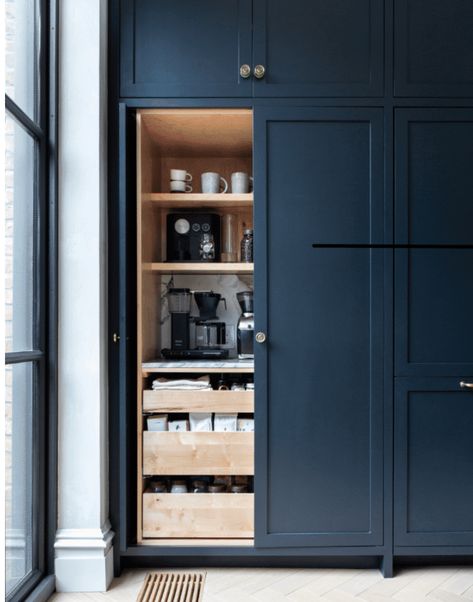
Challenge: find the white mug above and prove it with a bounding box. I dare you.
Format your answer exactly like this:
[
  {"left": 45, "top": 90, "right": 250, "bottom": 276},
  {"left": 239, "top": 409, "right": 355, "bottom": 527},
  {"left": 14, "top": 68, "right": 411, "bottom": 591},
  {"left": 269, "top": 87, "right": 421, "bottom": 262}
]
[
  {"left": 170, "top": 180, "right": 193, "bottom": 193},
  {"left": 170, "top": 169, "right": 192, "bottom": 182},
  {"left": 231, "top": 172, "right": 253, "bottom": 194},
  {"left": 201, "top": 172, "right": 228, "bottom": 194}
]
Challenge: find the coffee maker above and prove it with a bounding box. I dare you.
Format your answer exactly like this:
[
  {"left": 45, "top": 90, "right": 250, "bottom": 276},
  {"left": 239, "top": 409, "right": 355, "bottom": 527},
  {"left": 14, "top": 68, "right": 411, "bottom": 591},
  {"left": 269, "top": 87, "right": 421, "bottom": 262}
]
[
  {"left": 161, "top": 289, "right": 229, "bottom": 360},
  {"left": 193, "top": 291, "right": 229, "bottom": 359},
  {"left": 237, "top": 291, "right": 254, "bottom": 359}
]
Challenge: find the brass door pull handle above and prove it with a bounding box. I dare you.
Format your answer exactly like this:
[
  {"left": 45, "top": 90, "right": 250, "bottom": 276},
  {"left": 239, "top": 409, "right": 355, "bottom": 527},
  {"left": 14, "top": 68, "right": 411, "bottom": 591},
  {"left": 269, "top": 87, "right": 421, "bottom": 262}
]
[
  {"left": 460, "top": 381, "right": 473, "bottom": 389},
  {"left": 240, "top": 64, "right": 251, "bottom": 79}
]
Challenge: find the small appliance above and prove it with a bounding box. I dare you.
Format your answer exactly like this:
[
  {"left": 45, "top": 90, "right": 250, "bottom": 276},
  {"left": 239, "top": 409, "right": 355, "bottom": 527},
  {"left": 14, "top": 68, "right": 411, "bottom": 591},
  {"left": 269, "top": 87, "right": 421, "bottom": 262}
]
[
  {"left": 193, "top": 290, "right": 228, "bottom": 358},
  {"left": 166, "top": 213, "right": 221, "bottom": 262},
  {"left": 237, "top": 291, "right": 254, "bottom": 359}
]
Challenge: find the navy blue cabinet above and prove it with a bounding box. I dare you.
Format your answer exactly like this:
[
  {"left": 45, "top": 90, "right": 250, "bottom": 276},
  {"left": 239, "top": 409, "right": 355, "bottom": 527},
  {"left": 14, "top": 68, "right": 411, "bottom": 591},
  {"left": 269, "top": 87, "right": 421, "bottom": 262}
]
[
  {"left": 254, "top": 108, "right": 384, "bottom": 547},
  {"left": 395, "top": 110, "right": 473, "bottom": 376},
  {"left": 394, "top": 0, "right": 473, "bottom": 97},
  {"left": 119, "top": 0, "right": 384, "bottom": 98},
  {"left": 253, "top": 0, "right": 384, "bottom": 97},
  {"left": 120, "top": 0, "right": 252, "bottom": 97},
  {"left": 394, "top": 378, "right": 473, "bottom": 547}
]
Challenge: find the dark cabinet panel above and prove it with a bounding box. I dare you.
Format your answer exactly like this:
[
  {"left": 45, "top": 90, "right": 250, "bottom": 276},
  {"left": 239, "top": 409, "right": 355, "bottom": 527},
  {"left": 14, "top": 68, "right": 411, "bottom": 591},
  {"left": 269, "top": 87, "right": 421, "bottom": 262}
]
[
  {"left": 395, "top": 378, "right": 473, "bottom": 546},
  {"left": 253, "top": 0, "right": 384, "bottom": 97},
  {"left": 395, "top": 250, "right": 473, "bottom": 376},
  {"left": 120, "top": 0, "right": 252, "bottom": 97},
  {"left": 254, "top": 108, "right": 384, "bottom": 547},
  {"left": 395, "top": 110, "right": 473, "bottom": 376},
  {"left": 394, "top": 0, "right": 473, "bottom": 97},
  {"left": 395, "top": 110, "right": 473, "bottom": 246}
]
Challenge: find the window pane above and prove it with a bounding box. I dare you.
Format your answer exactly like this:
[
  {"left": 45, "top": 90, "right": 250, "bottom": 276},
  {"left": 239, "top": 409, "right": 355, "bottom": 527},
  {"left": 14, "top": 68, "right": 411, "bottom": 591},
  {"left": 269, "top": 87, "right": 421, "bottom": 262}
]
[
  {"left": 5, "top": 113, "right": 36, "bottom": 353},
  {"left": 5, "top": 362, "right": 34, "bottom": 596},
  {"left": 5, "top": 0, "right": 39, "bottom": 120}
]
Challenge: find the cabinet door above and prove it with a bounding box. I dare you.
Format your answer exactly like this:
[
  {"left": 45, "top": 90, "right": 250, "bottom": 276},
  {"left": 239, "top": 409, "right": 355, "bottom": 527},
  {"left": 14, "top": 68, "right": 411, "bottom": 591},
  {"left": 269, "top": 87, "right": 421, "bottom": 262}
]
[
  {"left": 253, "top": 0, "right": 384, "bottom": 97},
  {"left": 394, "top": 378, "right": 473, "bottom": 547},
  {"left": 395, "top": 110, "right": 473, "bottom": 376},
  {"left": 394, "top": 0, "right": 473, "bottom": 97},
  {"left": 254, "top": 108, "right": 384, "bottom": 547},
  {"left": 120, "top": 0, "right": 252, "bottom": 97}
]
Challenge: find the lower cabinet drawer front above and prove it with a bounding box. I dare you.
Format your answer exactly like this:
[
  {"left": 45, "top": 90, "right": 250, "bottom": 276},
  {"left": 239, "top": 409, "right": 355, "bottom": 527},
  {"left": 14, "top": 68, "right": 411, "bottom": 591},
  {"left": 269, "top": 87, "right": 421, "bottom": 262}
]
[
  {"left": 143, "top": 493, "right": 254, "bottom": 538},
  {"left": 142, "top": 432, "right": 254, "bottom": 475}
]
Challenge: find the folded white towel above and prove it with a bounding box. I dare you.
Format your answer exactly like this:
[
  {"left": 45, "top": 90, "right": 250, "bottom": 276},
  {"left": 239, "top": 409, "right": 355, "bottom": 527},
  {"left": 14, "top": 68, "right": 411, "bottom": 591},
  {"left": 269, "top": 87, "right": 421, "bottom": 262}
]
[{"left": 151, "top": 375, "right": 212, "bottom": 390}]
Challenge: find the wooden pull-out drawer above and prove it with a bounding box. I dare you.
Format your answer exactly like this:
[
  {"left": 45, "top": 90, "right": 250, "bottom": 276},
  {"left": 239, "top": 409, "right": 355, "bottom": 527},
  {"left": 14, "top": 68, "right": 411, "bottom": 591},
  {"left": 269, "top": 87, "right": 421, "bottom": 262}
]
[
  {"left": 143, "top": 493, "right": 254, "bottom": 539},
  {"left": 143, "top": 432, "right": 254, "bottom": 475},
  {"left": 143, "top": 389, "right": 254, "bottom": 413}
]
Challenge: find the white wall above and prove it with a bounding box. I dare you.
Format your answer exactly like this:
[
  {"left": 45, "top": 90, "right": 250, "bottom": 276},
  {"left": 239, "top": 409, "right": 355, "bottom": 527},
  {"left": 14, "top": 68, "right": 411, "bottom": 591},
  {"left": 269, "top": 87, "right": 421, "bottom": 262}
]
[{"left": 55, "top": 0, "right": 113, "bottom": 592}]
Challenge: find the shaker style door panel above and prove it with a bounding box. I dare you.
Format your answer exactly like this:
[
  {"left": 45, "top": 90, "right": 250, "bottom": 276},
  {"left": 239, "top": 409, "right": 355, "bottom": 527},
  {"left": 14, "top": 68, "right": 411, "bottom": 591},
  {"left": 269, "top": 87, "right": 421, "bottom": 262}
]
[
  {"left": 394, "top": 378, "right": 473, "bottom": 546},
  {"left": 120, "top": 0, "right": 252, "bottom": 97},
  {"left": 394, "top": 0, "right": 473, "bottom": 97},
  {"left": 395, "top": 110, "right": 473, "bottom": 246},
  {"left": 254, "top": 108, "right": 384, "bottom": 547},
  {"left": 395, "top": 110, "right": 473, "bottom": 376},
  {"left": 252, "top": 0, "right": 384, "bottom": 97}
]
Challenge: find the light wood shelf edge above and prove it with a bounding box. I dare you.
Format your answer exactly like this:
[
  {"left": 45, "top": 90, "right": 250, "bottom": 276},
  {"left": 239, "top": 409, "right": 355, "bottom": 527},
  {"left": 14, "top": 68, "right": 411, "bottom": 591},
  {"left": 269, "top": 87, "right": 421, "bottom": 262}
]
[
  {"left": 142, "top": 262, "right": 254, "bottom": 274},
  {"left": 143, "top": 192, "right": 253, "bottom": 207},
  {"left": 140, "top": 539, "right": 254, "bottom": 547},
  {"left": 143, "top": 389, "right": 254, "bottom": 413}
]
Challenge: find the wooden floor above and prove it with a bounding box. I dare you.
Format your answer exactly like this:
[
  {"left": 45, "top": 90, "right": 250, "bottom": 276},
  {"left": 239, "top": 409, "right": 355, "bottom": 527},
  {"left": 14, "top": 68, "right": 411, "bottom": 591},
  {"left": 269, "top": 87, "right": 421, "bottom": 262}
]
[{"left": 50, "top": 566, "right": 473, "bottom": 602}]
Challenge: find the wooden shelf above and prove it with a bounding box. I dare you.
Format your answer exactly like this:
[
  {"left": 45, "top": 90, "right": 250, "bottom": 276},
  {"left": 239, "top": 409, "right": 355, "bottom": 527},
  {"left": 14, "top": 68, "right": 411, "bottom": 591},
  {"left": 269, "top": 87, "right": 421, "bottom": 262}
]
[
  {"left": 143, "top": 493, "right": 254, "bottom": 539},
  {"left": 143, "top": 389, "right": 254, "bottom": 413},
  {"left": 143, "top": 193, "right": 253, "bottom": 208},
  {"left": 143, "top": 431, "right": 254, "bottom": 476},
  {"left": 140, "top": 538, "right": 254, "bottom": 547},
  {"left": 143, "top": 262, "right": 254, "bottom": 275}
]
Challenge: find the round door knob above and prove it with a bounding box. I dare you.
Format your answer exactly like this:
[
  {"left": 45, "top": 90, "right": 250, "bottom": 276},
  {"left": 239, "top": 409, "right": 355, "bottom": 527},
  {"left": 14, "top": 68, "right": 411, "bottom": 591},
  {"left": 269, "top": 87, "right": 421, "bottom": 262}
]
[
  {"left": 255, "top": 331, "right": 267, "bottom": 344},
  {"left": 254, "top": 64, "right": 266, "bottom": 79},
  {"left": 240, "top": 64, "right": 251, "bottom": 79}
]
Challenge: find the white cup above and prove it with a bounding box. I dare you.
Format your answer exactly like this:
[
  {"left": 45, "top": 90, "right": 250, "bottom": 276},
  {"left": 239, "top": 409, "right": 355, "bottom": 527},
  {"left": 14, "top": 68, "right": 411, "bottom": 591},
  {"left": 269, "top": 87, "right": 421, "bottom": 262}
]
[
  {"left": 170, "top": 180, "right": 193, "bottom": 193},
  {"left": 170, "top": 169, "right": 192, "bottom": 182},
  {"left": 231, "top": 172, "right": 253, "bottom": 194},
  {"left": 201, "top": 172, "right": 228, "bottom": 194}
]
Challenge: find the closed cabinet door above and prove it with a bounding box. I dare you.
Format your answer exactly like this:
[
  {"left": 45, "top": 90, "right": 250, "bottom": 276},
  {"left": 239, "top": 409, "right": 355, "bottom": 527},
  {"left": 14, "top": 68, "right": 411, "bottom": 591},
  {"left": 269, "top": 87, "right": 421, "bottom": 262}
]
[
  {"left": 252, "top": 0, "right": 384, "bottom": 97},
  {"left": 395, "top": 109, "right": 473, "bottom": 376},
  {"left": 394, "top": 0, "right": 473, "bottom": 97},
  {"left": 394, "top": 378, "right": 473, "bottom": 546},
  {"left": 120, "top": 0, "right": 252, "bottom": 97},
  {"left": 254, "top": 107, "right": 384, "bottom": 547}
]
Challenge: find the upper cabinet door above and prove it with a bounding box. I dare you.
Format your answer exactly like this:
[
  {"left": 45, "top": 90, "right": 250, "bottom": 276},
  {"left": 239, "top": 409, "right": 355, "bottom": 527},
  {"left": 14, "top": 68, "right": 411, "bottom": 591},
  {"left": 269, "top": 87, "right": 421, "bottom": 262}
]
[
  {"left": 120, "top": 0, "right": 252, "bottom": 98},
  {"left": 253, "top": 0, "right": 384, "bottom": 97},
  {"left": 395, "top": 0, "right": 473, "bottom": 97}
]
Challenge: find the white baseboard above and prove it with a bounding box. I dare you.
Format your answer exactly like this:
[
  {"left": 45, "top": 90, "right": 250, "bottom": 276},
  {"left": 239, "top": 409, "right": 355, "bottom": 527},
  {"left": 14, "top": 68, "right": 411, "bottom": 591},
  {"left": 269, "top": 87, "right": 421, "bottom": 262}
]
[{"left": 54, "top": 523, "right": 114, "bottom": 592}]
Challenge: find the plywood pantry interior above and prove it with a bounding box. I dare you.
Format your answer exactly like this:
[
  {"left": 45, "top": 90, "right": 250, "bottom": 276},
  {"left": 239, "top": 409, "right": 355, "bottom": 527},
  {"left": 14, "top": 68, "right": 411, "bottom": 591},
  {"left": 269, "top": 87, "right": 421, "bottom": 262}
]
[{"left": 137, "top": 109, "right": 255, "bottom": 544}]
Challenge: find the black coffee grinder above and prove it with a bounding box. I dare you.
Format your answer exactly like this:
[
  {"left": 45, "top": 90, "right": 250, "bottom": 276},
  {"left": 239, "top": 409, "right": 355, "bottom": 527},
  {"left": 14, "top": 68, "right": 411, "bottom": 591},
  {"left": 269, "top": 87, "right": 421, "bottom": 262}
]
[{"left": 237, "top": 291, "right": 254, "bottom": 359}]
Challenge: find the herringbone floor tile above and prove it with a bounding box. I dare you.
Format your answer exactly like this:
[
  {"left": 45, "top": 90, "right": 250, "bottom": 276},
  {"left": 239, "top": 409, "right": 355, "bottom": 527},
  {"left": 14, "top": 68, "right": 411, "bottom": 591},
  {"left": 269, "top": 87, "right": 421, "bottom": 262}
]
[{"left": 50, "top": 565, "right": 473, "bottom": 601}]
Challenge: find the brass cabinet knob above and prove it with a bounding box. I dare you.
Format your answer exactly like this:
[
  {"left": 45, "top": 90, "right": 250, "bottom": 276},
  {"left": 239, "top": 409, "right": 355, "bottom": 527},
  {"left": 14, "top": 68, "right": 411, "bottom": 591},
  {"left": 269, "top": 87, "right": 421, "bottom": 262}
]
[
  {"left": 254, "top": 64, "right": 266, "bottom": 79},
  {"left": 460, "top": 381, "right": 473, "bottom": 389},
  {"left": 240, "top": 64, "right": 251, "bottom": 79},
  {"left": 255, "top": 331, "right": 267, "bottom": 344}
]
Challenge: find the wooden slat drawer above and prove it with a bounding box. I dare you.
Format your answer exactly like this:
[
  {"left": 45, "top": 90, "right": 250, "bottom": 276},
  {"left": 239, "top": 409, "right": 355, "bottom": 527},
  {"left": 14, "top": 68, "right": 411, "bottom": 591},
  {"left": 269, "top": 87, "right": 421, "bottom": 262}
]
[
  {"left": 142, "top": 493, "right": 254, "bottom": 538},
  {"left": 143, "top": 389, "right": 254, "bottom": 413},
  {"left": 142, "top": 432, "right": 254, "bottom": 475}
]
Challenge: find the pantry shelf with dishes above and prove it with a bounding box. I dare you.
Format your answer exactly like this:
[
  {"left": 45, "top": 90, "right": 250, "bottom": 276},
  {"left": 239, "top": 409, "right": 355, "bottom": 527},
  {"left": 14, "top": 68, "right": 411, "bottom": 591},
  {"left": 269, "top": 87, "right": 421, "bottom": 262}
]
[{"left": 137, "top": 109, "right": 256, "bottom": 545}]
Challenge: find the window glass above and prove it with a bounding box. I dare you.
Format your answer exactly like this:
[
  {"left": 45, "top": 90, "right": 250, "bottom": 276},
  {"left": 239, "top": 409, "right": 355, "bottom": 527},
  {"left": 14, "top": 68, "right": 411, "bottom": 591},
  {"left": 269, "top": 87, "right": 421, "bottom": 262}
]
[
  {"left": 5, "top": 113, "right": 36, "bottom": 353},
  {"left": 5, "top": 0, "right": 39, "bottom": 120},
  {"left": 5, "top": 362, "right": 34, "bottom": 596}
]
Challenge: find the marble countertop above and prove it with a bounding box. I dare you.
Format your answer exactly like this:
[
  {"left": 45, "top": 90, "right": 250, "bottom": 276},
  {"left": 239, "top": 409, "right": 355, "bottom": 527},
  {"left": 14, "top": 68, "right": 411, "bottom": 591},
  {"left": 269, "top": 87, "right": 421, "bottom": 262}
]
[{"left": 142, "top": 359, "right": 254, "bottom": 369}]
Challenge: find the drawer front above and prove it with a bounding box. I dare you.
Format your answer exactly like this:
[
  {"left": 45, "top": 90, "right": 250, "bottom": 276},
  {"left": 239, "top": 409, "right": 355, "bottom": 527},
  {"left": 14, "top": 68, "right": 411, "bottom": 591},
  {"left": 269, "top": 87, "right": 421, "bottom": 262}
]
[
  {"left": 143, "top": 389, "right": 254, "bottom": 413},
  {"left": 143, "top": 432, "right": 254, "bottom": 475},
  {"left": 143, "top": 493, "right": 254, "bottom": 538}
]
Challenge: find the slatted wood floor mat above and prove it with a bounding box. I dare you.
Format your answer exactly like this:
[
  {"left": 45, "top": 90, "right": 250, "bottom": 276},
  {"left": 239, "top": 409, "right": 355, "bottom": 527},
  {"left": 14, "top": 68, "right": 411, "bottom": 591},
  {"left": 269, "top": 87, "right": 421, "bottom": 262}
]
[{"left": 137, "top": 572, "right": 206, "bottom": 602}]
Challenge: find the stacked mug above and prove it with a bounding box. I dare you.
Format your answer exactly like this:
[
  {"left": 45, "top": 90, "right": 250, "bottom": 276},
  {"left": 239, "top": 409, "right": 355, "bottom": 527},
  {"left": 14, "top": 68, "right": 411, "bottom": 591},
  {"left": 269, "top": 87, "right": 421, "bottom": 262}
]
[{"left": 170, "top": 169, "right": 192, "bottom": 193}]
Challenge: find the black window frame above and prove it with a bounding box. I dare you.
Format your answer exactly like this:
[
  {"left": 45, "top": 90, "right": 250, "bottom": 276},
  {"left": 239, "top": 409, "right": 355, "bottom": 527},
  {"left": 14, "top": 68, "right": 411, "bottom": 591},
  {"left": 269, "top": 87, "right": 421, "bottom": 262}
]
[{"left": 4, "top": 0, "right": 57, "bottom": 600}]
